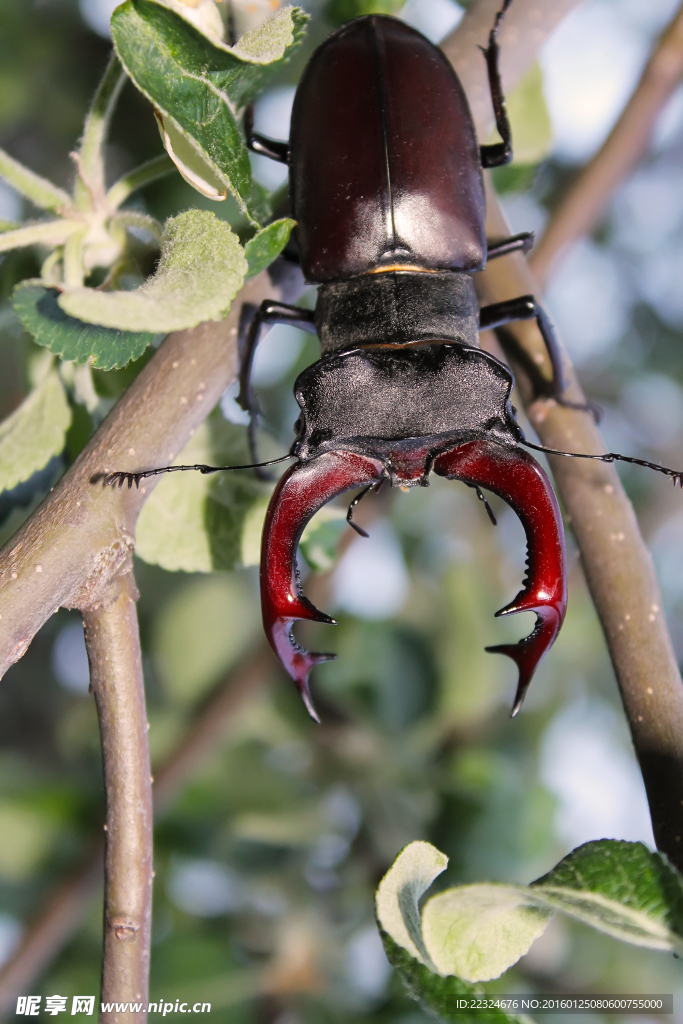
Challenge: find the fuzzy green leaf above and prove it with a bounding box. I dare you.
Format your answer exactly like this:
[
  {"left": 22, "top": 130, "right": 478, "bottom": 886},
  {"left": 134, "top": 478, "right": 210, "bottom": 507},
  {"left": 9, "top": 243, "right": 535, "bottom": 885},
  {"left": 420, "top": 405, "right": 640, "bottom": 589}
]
[
  {"left": 111, "top": 1, "right": 307, "bottom": 217},
  {"left": 135, "top": 411, "right": 263, "bottom": 573},
  {"left": 376, "top": 838, "right": 683, "bottom": 1021},
  {"left": 380, "top": 932, "right": 530, "bottom": 1024},
  {"left": 13, "top": 281, "right": 158, "bottom": 371},
  {"left": 421, "top": 885, "right": 550, "bottom": 983},
  {"left": 58, "top": 210, "right": 247, "bottom": 333},
  {"left": 155, "top": 111, "right": 229, "bottom": 201},
  {"left": 376, "top": 840, "right": 448, "bottom": 968},
  {"left": 528, "top": 839, "right": 683, "bottom": 951},
  {"left": 244, "top": 218, "right": 295, "bottom": 277},
  {"left": 0, "top": 373, "right": 71, "bottom": 494}
]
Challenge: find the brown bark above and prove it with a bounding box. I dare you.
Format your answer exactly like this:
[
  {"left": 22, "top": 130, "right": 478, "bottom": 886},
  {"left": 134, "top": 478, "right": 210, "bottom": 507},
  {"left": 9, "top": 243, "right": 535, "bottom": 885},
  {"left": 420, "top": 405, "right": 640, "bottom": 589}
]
[
  {"left": 83, "top": 572, "right": 152, "bottom": 1023},
  {"left": 478, "top": 189, "right": 683, "bottom": 866}
]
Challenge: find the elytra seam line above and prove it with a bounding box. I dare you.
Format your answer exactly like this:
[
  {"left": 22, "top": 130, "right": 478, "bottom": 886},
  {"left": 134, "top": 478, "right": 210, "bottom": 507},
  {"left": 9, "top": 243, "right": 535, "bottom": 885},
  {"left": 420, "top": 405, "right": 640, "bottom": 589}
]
[{"left": 370, "top": 17, "right": 397, "bottom": 249}]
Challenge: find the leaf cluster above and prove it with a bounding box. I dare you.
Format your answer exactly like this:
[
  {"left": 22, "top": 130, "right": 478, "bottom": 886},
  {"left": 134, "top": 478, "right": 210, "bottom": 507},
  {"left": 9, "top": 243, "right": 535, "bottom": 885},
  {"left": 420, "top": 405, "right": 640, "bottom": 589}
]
[{"left": 0, "top": 0, "right": 301, "bottom": 548}]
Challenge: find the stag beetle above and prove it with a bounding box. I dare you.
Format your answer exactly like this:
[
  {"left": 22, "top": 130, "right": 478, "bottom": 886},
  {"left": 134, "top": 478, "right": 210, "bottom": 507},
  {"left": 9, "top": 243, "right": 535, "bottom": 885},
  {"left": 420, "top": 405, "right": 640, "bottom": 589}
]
[{"left": 109, "top": 4, "right": 683, "bottom": 721}]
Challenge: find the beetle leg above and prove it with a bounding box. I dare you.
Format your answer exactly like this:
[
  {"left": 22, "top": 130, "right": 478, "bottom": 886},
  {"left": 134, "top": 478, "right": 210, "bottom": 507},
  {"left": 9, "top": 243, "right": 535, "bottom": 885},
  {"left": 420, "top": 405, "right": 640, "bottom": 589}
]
[
  {"left": 245, "top": 104, "right": 290, "bottom": 163},
  {"left": 479, "top": 295, "right": 601, "bottom": 421},
  {"left": 479, "top": 0, "right": 513, "bottom": 168},
  {"left": 261, "top": 450, "right": 385, "bottom": 720},
  {"left": 486, "top": 232, "right": 534, "bottom": 260},
  {"left": 433, "top": 439, "right": 567, "bottom": 716},
  {"left": 238, "top": 300, "right": 317, "bottom": 471}
]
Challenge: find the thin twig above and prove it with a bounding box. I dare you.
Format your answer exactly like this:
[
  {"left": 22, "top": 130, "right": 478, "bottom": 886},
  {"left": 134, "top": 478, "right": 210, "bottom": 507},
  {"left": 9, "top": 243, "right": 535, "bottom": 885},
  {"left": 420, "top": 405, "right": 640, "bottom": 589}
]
[
  {"left": 479, "top": 184, "right": 683, "bottom": 869},
  {"left": 530, "top": 0, "right": 683, "bottom": 287},
  {"left": 0, "top": 650, "right": 270, "bottom": 1018},
  {"left": 443, "top": 0, "right": 683, "bottom": 869},
  {"left": 83, "top": 571, "right": 152, "bottom": 1023}
]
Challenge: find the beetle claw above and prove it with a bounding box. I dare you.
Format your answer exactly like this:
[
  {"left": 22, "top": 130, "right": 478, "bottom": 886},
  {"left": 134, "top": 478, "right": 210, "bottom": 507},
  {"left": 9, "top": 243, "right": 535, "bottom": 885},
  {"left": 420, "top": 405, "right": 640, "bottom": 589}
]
[
  {"left": 261, "top": 451, "right": 385, "bottom": 719},
  {"left": 434, "top": 440, "right": 567, "bottom": 715}
]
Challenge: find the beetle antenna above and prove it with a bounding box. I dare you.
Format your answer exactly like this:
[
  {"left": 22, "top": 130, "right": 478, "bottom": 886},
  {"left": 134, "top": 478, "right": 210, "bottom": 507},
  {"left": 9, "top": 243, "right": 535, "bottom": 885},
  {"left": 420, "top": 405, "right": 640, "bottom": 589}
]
[
  {"left": 103, "top": 455, "right": 294, "bottom": 489},
  {"left": 519, "top": 439, "right": 683, "bottom": 488},
  {"left": 473, "top": 484, "right": 498, "bottom": 525},
  {"left": 346, "top": 479, "right": 384, "bottom": 537}
]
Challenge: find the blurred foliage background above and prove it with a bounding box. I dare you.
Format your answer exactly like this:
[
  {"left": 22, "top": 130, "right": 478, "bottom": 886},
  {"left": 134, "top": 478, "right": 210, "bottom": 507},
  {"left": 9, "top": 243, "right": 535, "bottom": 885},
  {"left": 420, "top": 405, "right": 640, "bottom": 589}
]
[{"left": 2, "top": 0, "right": 683, "bottom": 1020}]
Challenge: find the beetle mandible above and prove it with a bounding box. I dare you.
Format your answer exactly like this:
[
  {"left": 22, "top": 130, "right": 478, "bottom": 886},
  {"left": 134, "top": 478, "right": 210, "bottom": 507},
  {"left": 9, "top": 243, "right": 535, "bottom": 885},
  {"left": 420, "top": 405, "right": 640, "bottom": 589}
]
[{"left": 110, "top": 4, "right": 683, "bottom": 720}]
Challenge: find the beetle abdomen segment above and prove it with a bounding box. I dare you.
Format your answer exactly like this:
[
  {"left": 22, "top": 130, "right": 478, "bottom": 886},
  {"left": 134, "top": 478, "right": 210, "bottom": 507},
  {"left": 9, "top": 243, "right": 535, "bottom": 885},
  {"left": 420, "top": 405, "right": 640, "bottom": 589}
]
[
  {"left": 293, "top": 344, "right": 522, "bottom": 465},
  {"left": 315, "top": 271, "right": 480, "bottom": 355},
  {"left": 290, "top": 16, "right": 486, "bottom": 281}
]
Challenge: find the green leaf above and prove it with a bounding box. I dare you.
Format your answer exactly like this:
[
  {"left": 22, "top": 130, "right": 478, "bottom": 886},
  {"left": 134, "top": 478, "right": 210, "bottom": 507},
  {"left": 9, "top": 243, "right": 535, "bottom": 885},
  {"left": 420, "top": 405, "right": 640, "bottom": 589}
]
[
  {"left": 375, "top": 838, "right": 683, "bottom": 1020},
  {"left": 528, "top": 839, "right": 683, "bottom": 951},
  {"left": 155, "top": 111, "right": 229, "bottom": 201},
  {"left": 58, "top": 210, "right": 247, "bottom": 333},
  {"left": 135, "top": 410, "right": 263, "bottom": 573},
  {"left": 111, "top": 1, "right": 307, "bottom": 218},
  {"left": 0, "top": 373, "right": 71, "bottom": 494},
  {"left": 13, "top": 281, "right": 158, "bottom": 371},
  {"left": 421, "top": 885, "right": 550, "bottom": 983},
  {"left": 380, "top": 931, "right": 529, "bottom": 1024},
  {"left": 376, "top": 840, "right": 448, "bottom": 968},
  {"left": 244, "top": 219, "right": 295, "bottom": 277}
]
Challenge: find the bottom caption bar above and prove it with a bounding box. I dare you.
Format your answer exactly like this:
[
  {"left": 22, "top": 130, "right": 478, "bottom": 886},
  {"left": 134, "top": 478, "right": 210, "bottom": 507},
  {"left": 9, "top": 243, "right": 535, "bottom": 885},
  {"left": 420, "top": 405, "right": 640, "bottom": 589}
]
[
  {"left": 442, "top": 995, "right": 673, "bottom": 1014},
  {"left": 16, "top": 997, "right": 213, "bottom": 1016}
]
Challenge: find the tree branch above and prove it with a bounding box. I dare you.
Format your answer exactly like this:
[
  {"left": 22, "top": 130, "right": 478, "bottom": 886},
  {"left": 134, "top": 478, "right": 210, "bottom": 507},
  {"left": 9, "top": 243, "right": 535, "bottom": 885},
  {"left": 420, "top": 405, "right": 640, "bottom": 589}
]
[
  {"left": 530, "top": 0, "right": 683, "bottom": 287},
  {"left": 442, "top": 0, "right": 683, "bottom": 869},
  {"left": 83, "top": 570, "right": 152, "bottom": 1022},
  {"left": 0, "top": 649, "right": 270, "bottom": 1018},
  {"left": 480, "top": 186, "right": 683, "bottom": 869}
]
